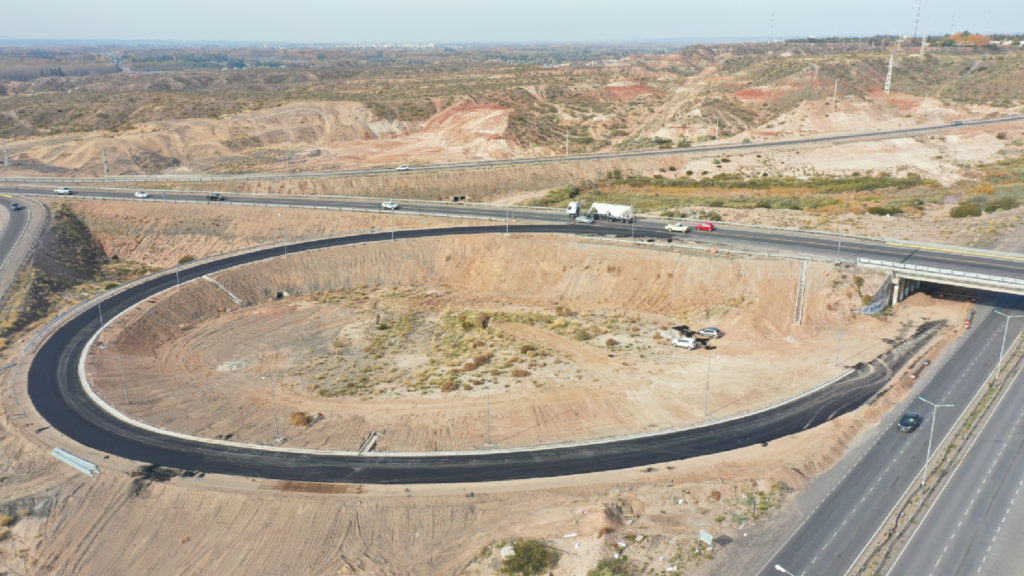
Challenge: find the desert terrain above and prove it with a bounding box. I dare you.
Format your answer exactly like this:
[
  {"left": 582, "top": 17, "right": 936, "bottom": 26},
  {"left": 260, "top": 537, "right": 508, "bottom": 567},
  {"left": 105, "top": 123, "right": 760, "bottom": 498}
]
[{"left": 1, "top": 40, "right": 1022, "bottom": 576}]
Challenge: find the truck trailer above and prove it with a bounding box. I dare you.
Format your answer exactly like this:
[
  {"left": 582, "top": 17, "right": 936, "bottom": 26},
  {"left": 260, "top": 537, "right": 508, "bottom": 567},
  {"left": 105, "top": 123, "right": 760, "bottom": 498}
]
[{"left": 588, "top": 202, "right": 634, "bottom": 223}]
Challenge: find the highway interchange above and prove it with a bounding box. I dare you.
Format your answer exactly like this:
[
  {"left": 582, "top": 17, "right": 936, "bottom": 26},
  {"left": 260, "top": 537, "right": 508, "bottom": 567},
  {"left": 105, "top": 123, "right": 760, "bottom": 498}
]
[{"left": 4, "top": 118, "right": 1024, "bottom": 573}]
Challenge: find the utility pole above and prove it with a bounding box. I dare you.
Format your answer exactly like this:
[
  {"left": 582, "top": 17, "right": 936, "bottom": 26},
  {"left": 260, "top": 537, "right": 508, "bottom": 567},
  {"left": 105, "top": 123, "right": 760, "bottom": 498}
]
[
  {"left": 833, "top": 79, "right": 838, "bottom": 107},
  {"left": 102, "top": 149, "right": 109, "bottom": 177},
  {"left": 564, "top": 130, "right": 569, "bottom": 156},
  {"left": 2, "top": 139, "right": 8, "bottom": 168}
]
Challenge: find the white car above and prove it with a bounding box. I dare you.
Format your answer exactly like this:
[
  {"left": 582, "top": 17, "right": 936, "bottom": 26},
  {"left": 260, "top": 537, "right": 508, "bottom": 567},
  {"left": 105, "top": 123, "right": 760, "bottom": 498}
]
[
  {"left": 672, "top": 336, "right": 701, "bottom": 350},
  {"left": 134, "top": 190, "right": 150, "bottom": 198},
  {"left": 665, "top": 222, "right": 690, "bottom": 233},
  {"left": 396, "top": 165, "right": 410, "bottom": 171},
  {"left": 380, "top": 201, "right": 399, "bottom": 210},
  {"left": 54, "top": 187, "right": 72, "bottom": 195}
]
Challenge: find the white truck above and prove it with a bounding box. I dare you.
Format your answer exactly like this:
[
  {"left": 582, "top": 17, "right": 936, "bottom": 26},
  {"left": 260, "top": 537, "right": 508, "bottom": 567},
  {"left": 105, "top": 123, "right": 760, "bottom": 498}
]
[
  {"left": 566, "top": 200, "right": 580, "bottom": 216},
  {"left": 588, "top": 202, "right": 634, "bottom": 223}
]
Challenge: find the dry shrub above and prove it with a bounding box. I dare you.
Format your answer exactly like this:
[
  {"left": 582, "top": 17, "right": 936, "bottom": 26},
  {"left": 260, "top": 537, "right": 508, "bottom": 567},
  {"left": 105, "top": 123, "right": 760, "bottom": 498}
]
[
  {"left": 709, "top": 489, "right": 722, "bottom": 502},
  {"left": 520, "top": 344, "right": 537, "bottom": 354},
  {"left": 440, "top": 378, "right": 459, "bottom": 392},
  {"left": 473, "top": 352, "right": 493, "bottom": 365},
  {"left": 462, "top": 360, "right": 478, "bottom": 371},
  {"left": 510, "top": 368, "right": 530, "bottom": 378},
  {"left": 290, "top": 411, "right": 312, "bottom": 426},
  {"left": 0, "top": 514, "right": 13, "bottom": 527},
  {"left": 605, "top": 337, "right": 619, "bottom": 346}
]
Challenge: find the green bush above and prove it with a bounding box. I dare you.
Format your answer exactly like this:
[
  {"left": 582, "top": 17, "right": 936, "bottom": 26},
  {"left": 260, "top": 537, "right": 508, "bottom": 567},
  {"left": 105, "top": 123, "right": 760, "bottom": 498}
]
[
  {"left": 983, "top": 196, "right": 1019, "bottom": 213},
  {"left": 502, "top": 539, "right": 560, "bottom": 575},
  {"left": 950, "top": 202, "right": 982, "bottom": 218},
  {"left": 588, "top": 555, "right": 639, "bottom": 576},
  {"left": 867, "top": 206, "right": 902, "bottom": 216},
  {"left": 178, "top": 255, "right": 196, "bottom": 264}
]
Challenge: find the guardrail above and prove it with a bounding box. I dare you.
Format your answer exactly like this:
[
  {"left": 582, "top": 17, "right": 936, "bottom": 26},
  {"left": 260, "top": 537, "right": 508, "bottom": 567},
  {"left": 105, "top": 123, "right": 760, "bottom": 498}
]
[
  {"left": 858, "top": 258, "right": 1024, "bottom": 288},
  {"left": 51, "top": 447, "right": 99, "bottom": 477}
]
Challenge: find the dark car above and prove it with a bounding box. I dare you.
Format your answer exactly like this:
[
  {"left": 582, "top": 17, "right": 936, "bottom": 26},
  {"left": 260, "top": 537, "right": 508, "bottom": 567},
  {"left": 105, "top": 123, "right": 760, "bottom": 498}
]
[
  {"left": 206, "top": 193, "right": 225, "bottom": 201},
  {"left": 951, "top": 120, "right": 964, "bottom": 126},
  {"left": 897, "top": 411, "right": 923, "bottom": 432},
  {"left": 10, "top": 202, "right": 22, "bottom": 211}
]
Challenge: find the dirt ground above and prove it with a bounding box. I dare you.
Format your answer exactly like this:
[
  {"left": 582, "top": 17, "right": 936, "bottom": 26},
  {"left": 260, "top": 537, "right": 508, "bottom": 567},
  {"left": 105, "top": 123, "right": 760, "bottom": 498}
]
[
  {"left": 1, "top": 221, "right": 970, "bottom": 575},
  {"left": 85, "top": 235, "right": 958, "bottom": 455},
  {"left": 0, "top": 80, "right": 1018, "bottom": 575}
]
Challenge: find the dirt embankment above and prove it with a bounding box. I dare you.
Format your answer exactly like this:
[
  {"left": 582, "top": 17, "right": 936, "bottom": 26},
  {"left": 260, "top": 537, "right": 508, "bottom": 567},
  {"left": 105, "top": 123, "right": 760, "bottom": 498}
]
[{"left": 87, "top": 234, "right": 962, "bottom": 454}]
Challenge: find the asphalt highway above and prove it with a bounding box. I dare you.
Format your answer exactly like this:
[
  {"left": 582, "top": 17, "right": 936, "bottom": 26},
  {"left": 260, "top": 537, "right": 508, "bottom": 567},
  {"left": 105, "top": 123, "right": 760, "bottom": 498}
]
[
  {"left": 27, "top": 225, "right": 938, "bottom": 484},
  {"left": 887, "top": 322, "right": 1024, "bottom": 576},
  {"left": 6, "top": 186, "right": 1024, "bottom": 286},
  {"left": 757, "top": 294, "right": 1024, "bottom": 576},
  {"left": 2, "top": 115, "right": 1020, "bottom": 184}
]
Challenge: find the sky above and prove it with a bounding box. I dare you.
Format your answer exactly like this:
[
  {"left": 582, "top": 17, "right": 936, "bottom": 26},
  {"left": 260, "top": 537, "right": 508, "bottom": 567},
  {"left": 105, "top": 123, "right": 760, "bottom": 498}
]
[{"left": 0, "top": 0, "right": 1019, "bottom": 45}]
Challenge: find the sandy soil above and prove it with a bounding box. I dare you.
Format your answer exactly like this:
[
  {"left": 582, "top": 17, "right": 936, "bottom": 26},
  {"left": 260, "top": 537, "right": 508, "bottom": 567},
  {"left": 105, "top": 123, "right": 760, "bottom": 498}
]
[
  {"left": 1, "top": 71, "right": 1017, "bottom": 575},
  {"left": 84, "top": 235, "right": 961, "bottom": 455},
  {"left": 0, "top": 198, "right": 977, "bottom": 576}
]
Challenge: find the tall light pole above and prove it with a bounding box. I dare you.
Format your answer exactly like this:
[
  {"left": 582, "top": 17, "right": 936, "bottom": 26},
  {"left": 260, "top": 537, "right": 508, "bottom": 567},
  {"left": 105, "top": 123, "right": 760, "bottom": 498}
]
[
  {"left": 919, "top": 396, "right": 953, "bottom": 486},
  {"left": 262, "top": 374, "right": 283, "bottom": 444},
  {"left": 994, "top": 310, "right": 1024, "bottom": 379},
  {"left": 631, "top": 193, "right": 637, "bottom": 242},
  {"left": 485, "top": 382, "right": 494, "bottom": 447},
  {"left": 277, "top": 213, "right": 286, "bottom": 255},
  {"left": 99, "top": 344, "right": 127, "bottom": 404},
  {"left": 835, "top": 309, "right": 846, "bottom": 366},
  {"left": 705, "top": 355, "right": 720, "bottom": 416},
  {"left": 774, "top": 565, "right": 796, "bottom": 576}
]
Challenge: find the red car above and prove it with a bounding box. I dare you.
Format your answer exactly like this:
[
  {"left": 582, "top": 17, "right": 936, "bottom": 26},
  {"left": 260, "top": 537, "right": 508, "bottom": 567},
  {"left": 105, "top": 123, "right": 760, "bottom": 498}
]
[{"left": 695, "top": 222, "right": 716, "bottom": 231}]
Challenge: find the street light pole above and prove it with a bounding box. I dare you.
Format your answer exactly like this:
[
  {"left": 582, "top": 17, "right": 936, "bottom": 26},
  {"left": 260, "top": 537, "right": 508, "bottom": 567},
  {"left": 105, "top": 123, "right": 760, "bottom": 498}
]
[
  {"left": 262, "top": 374, "right": 283, "bottom": 444},
  {"left": 774, "top": 564, "right": 796, "bottom": 576},
  {"left": 705, "top": 355, "right": 711, "bottom": 416},
  {"left": 486, "top": 382, "right": 493, "bottom": 447},
  {"left": 994, "top": 310, "right": 1024, "bottom": 379},
  {"left": 835, "top": 310, "right": 845, "bottom": 366},
  {"left": 631, "top": 193, "right": 637, "bottom": 241},
  {"left": 919, "top": 396, "right": 953, "bottom": 486},
  {"left": 100, "top": 344, "right": 127, "bottom": 404}
]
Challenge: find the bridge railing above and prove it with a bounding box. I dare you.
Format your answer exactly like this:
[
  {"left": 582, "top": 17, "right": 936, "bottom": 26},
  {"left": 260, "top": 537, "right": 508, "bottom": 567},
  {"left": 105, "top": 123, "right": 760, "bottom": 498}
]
[{"left": 858, "top": 258, "right": 1024, "bottom": 288}]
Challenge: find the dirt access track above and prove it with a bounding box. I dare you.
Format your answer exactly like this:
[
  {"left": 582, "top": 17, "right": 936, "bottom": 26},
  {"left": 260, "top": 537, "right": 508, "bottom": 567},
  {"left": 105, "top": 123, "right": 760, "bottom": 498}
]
[{"left": 85, "top": 232, "right": 965, "bottom": 455}]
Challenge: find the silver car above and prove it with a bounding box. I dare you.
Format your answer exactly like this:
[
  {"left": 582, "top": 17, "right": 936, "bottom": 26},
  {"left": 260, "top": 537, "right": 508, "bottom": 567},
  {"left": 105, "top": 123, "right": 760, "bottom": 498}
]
[{"left": 697, "top": 327, "right": 723, "bottom": 339}]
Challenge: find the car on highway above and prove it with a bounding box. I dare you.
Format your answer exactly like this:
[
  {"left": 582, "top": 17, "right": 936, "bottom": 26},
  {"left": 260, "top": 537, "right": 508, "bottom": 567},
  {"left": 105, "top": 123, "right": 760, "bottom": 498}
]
[
  {"left": 134, "top": 190, "right": 150, "bottom": 198},
  {"left": 206, "top": 193, "right": 225, "bottom": 201},
  {"left": 897, "top": 411, "right": 923, "bottom": 432},
  {"left": 697, "top": 327, "right": 723, "bottom": 339},
  {"left": 951, "top": 120, "right": 964, "bottom": 126},
  {"left": 396, "top": 164, "right": 410, "bottom": 171},
  {"left": 380, "top": 201, "right": 399, "bottom": 211},
  {"left": 671, "top": 336, "right": 702, "bottom": 350},
  {"left": 54, "top": 187, "right": 72, "bottom": 195},
  {"left": 10, "top": 202, "right": 22, "bottom": 211},
  {"left": 695, "top": 222, "right": 716, "bottom": 231},
  {"left": 575, "top": 214, "right": 594, "bottom": 224},
  {"left": 665, "top": 222, "right": 690, "bottom": 233}
]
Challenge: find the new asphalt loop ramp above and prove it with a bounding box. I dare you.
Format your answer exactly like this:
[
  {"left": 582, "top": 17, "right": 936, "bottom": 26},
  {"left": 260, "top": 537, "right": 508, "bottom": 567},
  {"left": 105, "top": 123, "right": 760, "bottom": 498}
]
[{"left": 27, "top": 225, "right": 940, "bottom": 484}]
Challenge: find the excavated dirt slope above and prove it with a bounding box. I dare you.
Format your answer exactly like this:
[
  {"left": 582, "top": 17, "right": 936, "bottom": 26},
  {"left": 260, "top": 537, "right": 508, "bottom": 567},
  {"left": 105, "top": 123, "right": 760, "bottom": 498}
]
[{"left": 86, "top": 234, "right": 963, "bottom": 453}]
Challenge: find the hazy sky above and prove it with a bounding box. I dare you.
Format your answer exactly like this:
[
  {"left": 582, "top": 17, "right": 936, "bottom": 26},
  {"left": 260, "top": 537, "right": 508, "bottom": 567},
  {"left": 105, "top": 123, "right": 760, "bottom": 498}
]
[{"left": 1, "top": 0, "right": 1019, "bottom": 44}]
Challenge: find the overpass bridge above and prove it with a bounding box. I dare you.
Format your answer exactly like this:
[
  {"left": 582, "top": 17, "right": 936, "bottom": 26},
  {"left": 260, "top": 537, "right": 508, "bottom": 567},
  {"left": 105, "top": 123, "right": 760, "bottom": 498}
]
[{"left": 858, "top": 257, "right": 1024, "bottom": 307}]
